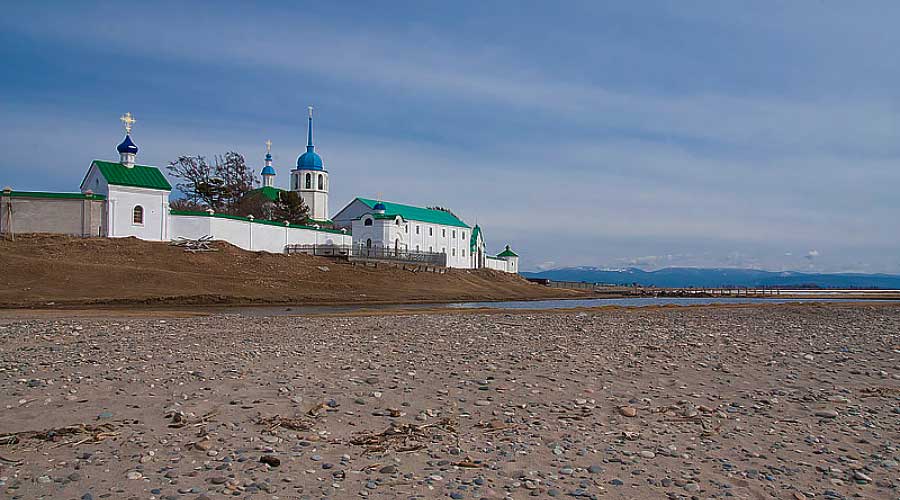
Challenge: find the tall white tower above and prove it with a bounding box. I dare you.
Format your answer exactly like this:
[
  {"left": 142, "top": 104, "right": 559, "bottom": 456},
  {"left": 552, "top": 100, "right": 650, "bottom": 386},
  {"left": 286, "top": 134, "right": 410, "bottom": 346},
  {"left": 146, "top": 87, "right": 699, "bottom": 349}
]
[{"left": 290, "top": 106, "right": 329, "bottom": 222}]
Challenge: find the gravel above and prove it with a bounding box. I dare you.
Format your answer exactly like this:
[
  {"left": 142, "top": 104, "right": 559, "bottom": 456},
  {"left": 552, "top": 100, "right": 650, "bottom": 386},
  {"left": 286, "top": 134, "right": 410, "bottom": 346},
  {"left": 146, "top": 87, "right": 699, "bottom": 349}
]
[{"left": 0, "top": 304, "right": 898, "bottom": 498}]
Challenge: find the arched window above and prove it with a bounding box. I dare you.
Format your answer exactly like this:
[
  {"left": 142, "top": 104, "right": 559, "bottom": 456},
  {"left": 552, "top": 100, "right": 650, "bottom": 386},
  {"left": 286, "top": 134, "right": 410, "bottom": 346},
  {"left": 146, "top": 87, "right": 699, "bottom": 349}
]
[
  {"left": 364, "top": 218, "right": 373, "bottom": 226},
  {"left": 395, "top": 239, "right": 400, "bottom": 252},
  {"left": 305, "top": 173, "right": 312, "bottom": 189},
  {"left": 366, "top": 238, "right": 372, "bottom": 248},
  {"left": 132, "top": 205, "right": 144, "bottom": 225},
  {"left": 318, "top": 174, "right": 324, "bottom": 190}
]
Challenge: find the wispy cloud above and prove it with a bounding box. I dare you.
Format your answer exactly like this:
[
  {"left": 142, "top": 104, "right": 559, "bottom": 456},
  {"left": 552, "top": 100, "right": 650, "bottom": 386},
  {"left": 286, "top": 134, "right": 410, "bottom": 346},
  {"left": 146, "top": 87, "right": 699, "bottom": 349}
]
[{"left": 1, "top": 2, "right": 899, "bottom": 273}]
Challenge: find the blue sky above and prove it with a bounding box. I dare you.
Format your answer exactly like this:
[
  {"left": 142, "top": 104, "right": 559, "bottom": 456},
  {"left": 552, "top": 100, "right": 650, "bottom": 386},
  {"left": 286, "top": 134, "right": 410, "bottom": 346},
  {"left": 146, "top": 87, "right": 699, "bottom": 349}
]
[{"left": 2, "top": 1, "right": 899, "bottom": 272}]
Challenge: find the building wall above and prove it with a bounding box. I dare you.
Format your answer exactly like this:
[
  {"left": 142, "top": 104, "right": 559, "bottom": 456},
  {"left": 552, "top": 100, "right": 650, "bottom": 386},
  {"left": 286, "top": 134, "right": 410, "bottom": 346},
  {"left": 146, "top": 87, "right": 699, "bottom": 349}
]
[
  {"left": 170, "top": 213, "right": 351, "bottom": 253},
  {"left": 106, "top": 186, "right": 170, "bottom": 241},
  {"left": 485, "top": 256, "right": 510, "bottom": 272},
  {"left": 350, "top": 212, "right": 473, "bottom": 269},
  {"left": 0, "top": 195, "right": 106, "bottom": 237},
  {"left": 332, "top": 199, "right": 376, "bottom": 228}
]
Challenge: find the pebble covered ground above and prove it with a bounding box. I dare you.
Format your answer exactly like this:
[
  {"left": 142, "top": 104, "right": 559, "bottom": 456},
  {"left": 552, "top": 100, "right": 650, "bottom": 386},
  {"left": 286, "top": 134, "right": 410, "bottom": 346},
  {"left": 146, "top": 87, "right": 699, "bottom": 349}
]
[{"left": 0, "top": 304, "right": 898, "bottom": 499}]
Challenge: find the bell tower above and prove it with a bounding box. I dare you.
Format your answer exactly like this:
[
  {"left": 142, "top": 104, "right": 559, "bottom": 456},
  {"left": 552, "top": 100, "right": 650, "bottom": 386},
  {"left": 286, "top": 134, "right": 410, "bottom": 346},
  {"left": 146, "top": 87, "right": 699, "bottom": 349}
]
[{"left": 290, "top": 106, "right": 329, "bottom": 222}]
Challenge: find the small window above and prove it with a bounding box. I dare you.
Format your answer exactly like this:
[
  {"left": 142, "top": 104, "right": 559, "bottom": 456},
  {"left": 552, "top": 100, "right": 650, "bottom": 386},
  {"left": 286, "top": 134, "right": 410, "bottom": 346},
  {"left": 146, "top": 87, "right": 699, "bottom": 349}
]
[
  {"left": 364, "top": 218, "right": 373, "bottom": 226},
  {"left": 452, "top": 230, "right": 456, "bottom": 238},
  {"left": 442, "top": 229, "right": 446, "bottom": 237},
  {"left": 405, "top": 225, "right": 409, "bottom": 233},
  {"left": 305, "top": 173, "right": 312, "bottom": 189},
  {"left": 463, "top": 232, "right": 466, "bottom": 239},
  {"left": 429, "top": 227, "right": 433, "bottom": 236},
  {"left": 395, "top": 218, "right": 400, "bottom": 225},
  {"left": 318, "top": 174, "right": 324, "bottom": 190},
  {"left": 462, "top": 249, "right": 466, "bottom": 257},
  {"left": 452, "top": 248, "right": 456, "bottom": 256},
  {"left": 416, "top": 225, "right": 420, "bottom": 235},
  {"left": 416, "top": 245, "right": 420, "bottom": 251},
  {"left": 429, "top": 246, "right": 433, "bottom": 252},
  {"left": 132, "top": 205, "right": 144, "bottom": 225},
  {"left": 442, "top": 247, "right": 446, "bottom": 254}
]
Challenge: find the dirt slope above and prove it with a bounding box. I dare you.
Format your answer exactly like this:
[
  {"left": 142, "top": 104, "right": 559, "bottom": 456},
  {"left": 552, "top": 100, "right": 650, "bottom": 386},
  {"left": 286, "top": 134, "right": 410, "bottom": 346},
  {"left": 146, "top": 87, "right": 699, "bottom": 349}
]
[{"left": 0, "top": 234, "right": 578, "bottom": 308}]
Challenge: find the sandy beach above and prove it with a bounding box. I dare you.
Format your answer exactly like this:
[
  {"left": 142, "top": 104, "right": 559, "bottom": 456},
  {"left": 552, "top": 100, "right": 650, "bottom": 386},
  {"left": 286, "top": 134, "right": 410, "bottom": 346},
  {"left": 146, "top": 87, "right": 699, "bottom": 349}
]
[{"left": 1, "top": 303, "right": 898, "bottom": 499}]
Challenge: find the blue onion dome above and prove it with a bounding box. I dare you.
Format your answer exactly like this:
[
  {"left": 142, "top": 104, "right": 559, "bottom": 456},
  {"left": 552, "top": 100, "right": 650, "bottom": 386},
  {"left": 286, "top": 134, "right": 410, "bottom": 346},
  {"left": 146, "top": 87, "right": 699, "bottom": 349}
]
[
  {"left": 117, "top": 134, "right": 138, "bottom": 154},
  {"left": 297, "top": 148, "right": 324, "bottom": 170},
  {"left": 261, "top": 165, "right": 276, "bottom": 176},
  {"left": 373, "top": 202, "right": 386, "bottom": 211}
]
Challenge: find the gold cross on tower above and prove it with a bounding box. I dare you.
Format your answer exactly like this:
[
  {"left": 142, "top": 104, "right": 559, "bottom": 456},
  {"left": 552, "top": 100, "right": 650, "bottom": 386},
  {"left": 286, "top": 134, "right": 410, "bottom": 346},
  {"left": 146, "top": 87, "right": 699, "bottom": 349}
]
[
  {"left": 120, "top": 112, "right": 136, "bottom": 134},
  {"left": 265, "top": 139, "right": 272, "bottom": 153}
]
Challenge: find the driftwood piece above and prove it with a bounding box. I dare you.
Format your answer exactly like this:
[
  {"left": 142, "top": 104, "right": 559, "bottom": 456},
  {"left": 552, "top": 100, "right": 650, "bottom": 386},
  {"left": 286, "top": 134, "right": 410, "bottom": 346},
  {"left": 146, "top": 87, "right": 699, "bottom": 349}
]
[
  {"left": 170, "top": 236, "right": 218, "bottom": 252},
  {"left": 0, "top": 422, "right": 123, "bottom": 447}
]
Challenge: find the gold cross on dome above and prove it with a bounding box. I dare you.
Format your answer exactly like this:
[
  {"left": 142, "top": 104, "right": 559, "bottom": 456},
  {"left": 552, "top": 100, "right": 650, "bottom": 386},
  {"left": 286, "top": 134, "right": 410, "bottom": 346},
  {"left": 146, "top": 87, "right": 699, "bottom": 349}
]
[
  {"left": 265, "top": 139, "right": 272, "bottom": 153},
  {"left": 120, "top": 112, "right": 136, "bottom": 134}
]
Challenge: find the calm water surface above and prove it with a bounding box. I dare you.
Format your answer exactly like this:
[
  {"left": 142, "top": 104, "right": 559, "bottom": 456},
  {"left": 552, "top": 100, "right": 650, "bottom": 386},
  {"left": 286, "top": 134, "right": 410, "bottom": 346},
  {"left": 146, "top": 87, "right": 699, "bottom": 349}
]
[{"left": 228, "top": 296, "right": 900, "bottom": 316}]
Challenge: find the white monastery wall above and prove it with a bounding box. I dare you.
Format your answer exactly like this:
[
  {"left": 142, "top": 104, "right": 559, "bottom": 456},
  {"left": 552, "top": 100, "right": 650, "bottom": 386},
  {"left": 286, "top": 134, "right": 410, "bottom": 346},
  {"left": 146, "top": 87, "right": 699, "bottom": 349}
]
[
  {"left": 106, "top": 186, "right": 170, "bottom": 241},
  {"left": 170, "top": 213, "right": 350, "bottom": 253}
]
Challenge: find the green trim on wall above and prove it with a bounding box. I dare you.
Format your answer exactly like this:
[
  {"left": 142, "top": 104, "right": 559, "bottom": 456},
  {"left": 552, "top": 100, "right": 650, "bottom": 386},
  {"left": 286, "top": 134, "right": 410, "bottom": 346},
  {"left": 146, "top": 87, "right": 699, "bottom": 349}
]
[{"left": 1, "top": 191, "right": 107, "bottom": 200}]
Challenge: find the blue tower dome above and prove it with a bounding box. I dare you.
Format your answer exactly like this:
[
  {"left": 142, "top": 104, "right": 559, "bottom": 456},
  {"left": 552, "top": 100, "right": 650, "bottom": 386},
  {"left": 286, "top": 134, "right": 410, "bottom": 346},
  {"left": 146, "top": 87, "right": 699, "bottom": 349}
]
[
  {"left": 296, "top": 107, "right": 325, "bottom": 171},
  {"left": 117, "top": 134, "right": 138, "bottom": 154},
  {"left": 262, "top": 152, "right": 276, "bottom": 176},
  {"left": 297, "top": 149, "right": 323, "bottom": 170},
  {"left": 373, "top": 202, "right": 386, "bottom": 211}
]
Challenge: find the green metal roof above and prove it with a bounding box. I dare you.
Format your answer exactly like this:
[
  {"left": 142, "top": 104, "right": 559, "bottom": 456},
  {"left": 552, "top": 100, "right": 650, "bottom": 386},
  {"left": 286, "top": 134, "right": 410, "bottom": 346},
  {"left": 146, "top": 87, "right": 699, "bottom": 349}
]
[
  {"left": 357, "top": 198, "right": 469, "bottom": 228},
  {"left": 169, "top": 210, "right": 347, "bottom": 235},
  {"left": 1, "top": 190, "right": 106, "bottom": 200},
  {"left": 497, "top": 245, "right": 518, "bottom": 258},
  {"left": 469, "top": 225, "right": 482, "bottom": 252},
  {"left": 248, "top": 186, "right": 284, "bottom": 202},
  {"left": 91, "top": 160, "right": 172, "bottom": 190}
]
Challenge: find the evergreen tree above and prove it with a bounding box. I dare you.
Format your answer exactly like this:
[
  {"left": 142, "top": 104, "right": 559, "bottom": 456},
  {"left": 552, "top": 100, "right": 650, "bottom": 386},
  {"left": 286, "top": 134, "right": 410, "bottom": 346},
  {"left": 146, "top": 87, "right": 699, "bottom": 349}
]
[{"left": 271, "top": 191, "right": 310, "bottom": 225}]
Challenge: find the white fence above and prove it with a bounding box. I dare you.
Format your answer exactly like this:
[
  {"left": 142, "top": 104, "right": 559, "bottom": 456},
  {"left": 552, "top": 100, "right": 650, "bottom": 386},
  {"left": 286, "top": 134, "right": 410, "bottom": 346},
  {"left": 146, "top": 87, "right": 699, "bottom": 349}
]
[{"left": 169, "top": 212, "right": 351, "bottom": 253}]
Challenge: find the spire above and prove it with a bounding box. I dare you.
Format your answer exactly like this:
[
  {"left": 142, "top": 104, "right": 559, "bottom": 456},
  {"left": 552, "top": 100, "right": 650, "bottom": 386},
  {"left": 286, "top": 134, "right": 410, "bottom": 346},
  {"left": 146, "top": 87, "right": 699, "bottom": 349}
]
[
  {"left": 264, "top": 139, "right": 273, "bottom": 166},
  {"left": 306, "top": 106, "right": 314, "bottom": 152},
  {"left": 296, "top": 105, "right": 324, "bottom": 170}
]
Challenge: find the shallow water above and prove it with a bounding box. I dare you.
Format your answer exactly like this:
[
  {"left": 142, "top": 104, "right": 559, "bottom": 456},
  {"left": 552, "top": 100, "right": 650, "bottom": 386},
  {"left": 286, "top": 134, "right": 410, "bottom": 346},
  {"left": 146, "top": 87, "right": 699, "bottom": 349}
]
[{"left": 229, "top": 296, "right": 900, "bottom": 316}]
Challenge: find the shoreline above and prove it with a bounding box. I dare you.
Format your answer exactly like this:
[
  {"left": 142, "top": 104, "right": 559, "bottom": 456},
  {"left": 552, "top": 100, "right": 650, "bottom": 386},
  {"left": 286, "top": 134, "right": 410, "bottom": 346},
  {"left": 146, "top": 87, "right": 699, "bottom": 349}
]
[{"left": 2, "top": 295, "right": 898, "bottom": 320}]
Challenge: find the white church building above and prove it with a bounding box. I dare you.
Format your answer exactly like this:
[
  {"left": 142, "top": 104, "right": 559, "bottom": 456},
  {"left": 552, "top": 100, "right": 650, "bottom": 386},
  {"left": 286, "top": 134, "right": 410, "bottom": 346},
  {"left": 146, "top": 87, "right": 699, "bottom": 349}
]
[{"left": 0, "top": 111, "right": 519, "bottom": 273}]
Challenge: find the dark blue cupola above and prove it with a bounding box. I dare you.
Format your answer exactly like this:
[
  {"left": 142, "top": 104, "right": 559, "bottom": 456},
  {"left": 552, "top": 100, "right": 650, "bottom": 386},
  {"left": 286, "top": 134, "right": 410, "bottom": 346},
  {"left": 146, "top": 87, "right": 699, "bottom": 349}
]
[
  {"left": 296, "top": 106, "right": 324, "bottom": 171},
  {"left": 117, "top": 134, "right": 139, "bottom": 155}
]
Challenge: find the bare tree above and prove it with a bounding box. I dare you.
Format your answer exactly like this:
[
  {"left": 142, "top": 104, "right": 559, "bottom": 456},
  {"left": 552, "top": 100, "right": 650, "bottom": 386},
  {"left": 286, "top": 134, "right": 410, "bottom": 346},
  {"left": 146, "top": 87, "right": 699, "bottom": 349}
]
[
  {"left": 169, "top": 198, "right": 207, "bottom": 212},
  {"left": 167, "top": 152, "right": 257, "bottom": 214}
]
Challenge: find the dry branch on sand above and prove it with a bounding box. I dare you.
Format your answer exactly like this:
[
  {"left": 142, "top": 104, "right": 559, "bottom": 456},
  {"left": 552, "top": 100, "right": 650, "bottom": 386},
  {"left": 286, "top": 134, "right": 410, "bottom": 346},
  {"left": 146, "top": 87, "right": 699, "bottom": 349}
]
[
  {"left": 349, "top": 418, "right": 457, "bottom": 454},
  {"left": 256, "top": 414, "right": 314, "bottom": 433},
  {"left": 0, "top": 422, "right": 124, "bottom": 448}
]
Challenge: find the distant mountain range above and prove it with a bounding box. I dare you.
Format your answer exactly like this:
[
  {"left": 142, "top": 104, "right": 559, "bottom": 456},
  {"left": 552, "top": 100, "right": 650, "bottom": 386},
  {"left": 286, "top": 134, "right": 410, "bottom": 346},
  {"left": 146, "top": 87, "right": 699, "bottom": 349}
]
[{"left": 522, "top": 266, "right": 900, "bottom": 289}]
